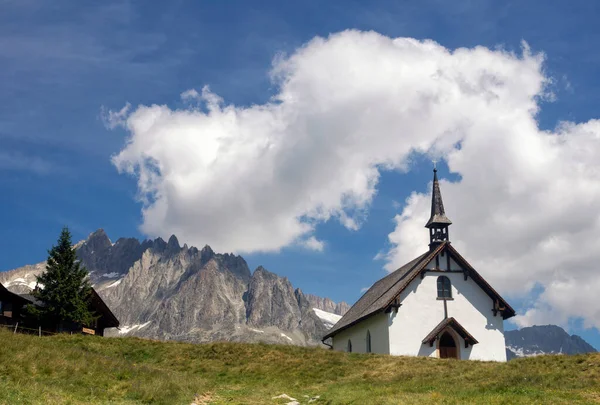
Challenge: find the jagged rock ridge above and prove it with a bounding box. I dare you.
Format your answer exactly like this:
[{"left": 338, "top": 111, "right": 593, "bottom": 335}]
[
  {"left": 505, "top": 325, "right": 597, "bottom": 360},
  {"left": 0, "top": 229, "right": 348, "bottom": 346}
]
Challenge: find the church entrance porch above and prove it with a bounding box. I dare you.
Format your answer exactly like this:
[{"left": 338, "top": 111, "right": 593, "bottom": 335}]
[
  {"left": 439, "top": 331, "right": 458, "bottom": 359},
  {"left": 421, "top": 317, "right": 478, "bottom": 360}
]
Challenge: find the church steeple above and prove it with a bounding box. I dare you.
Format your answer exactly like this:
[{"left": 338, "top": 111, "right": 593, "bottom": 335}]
[{"left": 425, "top": 167, "right": 452, "bottom": 249}]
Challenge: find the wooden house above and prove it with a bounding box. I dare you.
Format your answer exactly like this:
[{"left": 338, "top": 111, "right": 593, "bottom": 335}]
[
  {"left": 0, "top": 283, "right": 31, "bottom": 326},
  {"left": 0, "top": 282, "right": 119, "bottom": 336}
]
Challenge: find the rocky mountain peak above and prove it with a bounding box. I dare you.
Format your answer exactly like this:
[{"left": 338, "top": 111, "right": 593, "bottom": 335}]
[
  {"left": 167, "top": 235, "right": 180, "bottom": 250},
  {"left": 253, "top": 265, "right": 272, "bottom": 277},
  {"left": 252, "top": 266, "right": 288, "bottom": 282},
  {"left": 217, "top": 253, "right": 250, "bottom": 282},
  {"left": 246, "top": 266, "right": 300, "bottom": 330},
  {"left": 152, "top": 237, "right": 167, "bottom": 252},
  {"left": 201, "top": 245, "right": 214, "bottom": 255},
  {"left": 505, "top": 324, "right": 597, "bottom": 360},
  {"left": 83, "top": 229, "right": 112, "bottom": 252},
  {"left": 306, "top": 293, "right": 350, "bottom": 316}
]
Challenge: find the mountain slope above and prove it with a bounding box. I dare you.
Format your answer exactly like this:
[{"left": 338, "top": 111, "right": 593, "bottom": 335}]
[
  {"left": 1, "top": 229, "right": 348, "bottom": 346},
  {"left": 505, "top": 325, "right": 597, "bottom": 360}
]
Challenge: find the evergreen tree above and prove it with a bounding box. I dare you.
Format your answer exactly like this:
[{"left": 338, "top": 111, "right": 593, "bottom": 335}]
[{"left": 28, "top": 227, "right": 96, "bottom": 331}]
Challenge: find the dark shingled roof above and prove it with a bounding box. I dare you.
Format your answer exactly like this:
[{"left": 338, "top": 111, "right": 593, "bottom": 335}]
[
  {"left": 0, "top": 283, "right": 32, "bottom": 306},
  {"left": 90, "top": 289, "right": 120, "bottom": 328},
  {"left": 323, "top": 241, "right": 515, "bottom": 340},
  {"left": 422, "top": 317, "right": 478, "bottom": 346},
  {"left": 18, "top": 294, "right": 43, "bottom": 306},
  {"left": 323, "top": 243, "right": 446, "bottom": 340}
]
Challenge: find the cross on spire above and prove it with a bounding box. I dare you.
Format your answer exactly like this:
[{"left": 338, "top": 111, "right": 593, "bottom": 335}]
[{"left": 425, "top": 166, "right": 452, "bottom": 248}]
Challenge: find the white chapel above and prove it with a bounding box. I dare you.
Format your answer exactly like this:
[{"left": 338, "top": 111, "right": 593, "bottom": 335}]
[{"left": 323, "top": 168, "right": 515, "bottom": 361}]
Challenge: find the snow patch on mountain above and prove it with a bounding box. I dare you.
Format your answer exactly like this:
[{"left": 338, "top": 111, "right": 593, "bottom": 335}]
[
  {"left": 105, "top": 279, "right": 123, "bottom": 289},
  {"left": 118, "top": 321, "right": 152, "bottom": 334},
  {"left": 313, "top": 308, "right": 342, "bottom": 329},
  {"left": 5, "top": 278, "right": 39, "bottom": 290},
  {"left": 506, "top": 345, "right": 549, "bottom": 358}
]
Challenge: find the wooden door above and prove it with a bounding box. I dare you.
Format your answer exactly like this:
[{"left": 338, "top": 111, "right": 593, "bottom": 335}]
[{"left": 439, "top": 332, "right": 458, "bottom": 359}]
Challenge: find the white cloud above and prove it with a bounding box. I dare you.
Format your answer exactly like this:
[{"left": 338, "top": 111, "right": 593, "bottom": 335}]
[
  {"left": 301, "top": 236, "right": 325, "bottom": 252},
  {"left": 109, "top": 30, "right": 600, "bottom": 330},
  {"left": 102, "top": 103, "right": 131, "bottom": 129},
  {"left": 180, "top": 88, "right": 201, "bottom": 101},
  {"left": 110, "top": 30, "right": 546, "bottom": 254}
]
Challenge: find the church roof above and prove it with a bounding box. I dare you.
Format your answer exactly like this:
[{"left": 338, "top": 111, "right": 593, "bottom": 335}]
[
  {"left": 422, "top": 317, "right": 478, "bottom": 347},
  {"left": 322, "top": 242, "right": 515, "bottom": 340},
  {"left": 323, "top": 243, "right": 445, "bottom": 340},
  {"left": 425, "top": 168, "right": 452, "bottom": 227}
]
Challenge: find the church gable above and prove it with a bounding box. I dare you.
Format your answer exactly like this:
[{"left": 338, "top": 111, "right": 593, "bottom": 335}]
[
  {"left": 418, "top": 244, "right": 515, "bottom": 320},
  {"left": 424, "top": 247, "right": 463, "bottom": 271},
  {"left": 443, "top": 244, "right": 515, "bottom": 320},
  {"left": 388, "top": 267, "right": 507, "bottom": 360}
]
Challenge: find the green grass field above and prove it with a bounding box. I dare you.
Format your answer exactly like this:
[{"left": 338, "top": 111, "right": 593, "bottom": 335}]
[{"left": 0, "top": 328, "right": 598, "bottom": 404}]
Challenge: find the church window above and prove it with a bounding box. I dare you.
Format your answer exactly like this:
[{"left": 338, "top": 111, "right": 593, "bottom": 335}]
[
  {"left": 347, "top": 339, "right": 352, "bottom": 353},
  {"left": 437, "top": 276, "right": 452, "bottom": 299},
  {"left": 366, "top": 330, "right": 372, "bottom": 353}
]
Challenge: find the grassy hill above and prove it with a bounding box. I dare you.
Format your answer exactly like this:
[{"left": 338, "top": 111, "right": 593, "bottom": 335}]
[{"left": 0, "top": 328, "right": 599, "bottom": 404}]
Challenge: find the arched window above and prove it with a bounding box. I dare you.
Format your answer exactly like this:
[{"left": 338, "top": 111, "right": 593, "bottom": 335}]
[
  {"left": 366, "top": 330, "right": 372, "bottom": 353},
  {"left": 437, "top": 276, "right": 452, "bottom": 299},
  {"left": 347, "top": 339, "right": 352, "bottom": 353}
]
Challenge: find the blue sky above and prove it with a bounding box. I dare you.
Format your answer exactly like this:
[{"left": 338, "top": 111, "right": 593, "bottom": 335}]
[{"left": 2, "top": 1, "right": 599, "bottom": 348}]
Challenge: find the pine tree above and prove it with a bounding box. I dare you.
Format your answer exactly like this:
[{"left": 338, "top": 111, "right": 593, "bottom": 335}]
[{"left": 28, "top": 227, "right": 96, "bottom": 331}]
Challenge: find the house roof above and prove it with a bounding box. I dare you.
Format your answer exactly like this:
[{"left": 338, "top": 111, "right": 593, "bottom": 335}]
[
  {"left": 18, "top": 294, "right": 43, "bottom": 306},
  {"left": 89, "top": 289, "right": 119, "bottom": 328},
  {"left": 422, "top": 317, "right": 478, "bottom": 346},
  {"left": 322, "top": 241, "right": 515, "bottom": 340},
  {"left": 0, "top": 283, "right": 32, "bottom": 306},
  {"left": 6, "top": 284, "right": 120, "bottom": 329}
]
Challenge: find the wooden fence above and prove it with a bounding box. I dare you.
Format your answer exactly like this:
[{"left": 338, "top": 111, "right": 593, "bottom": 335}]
[{"left": 0, "top": 323, "right": 56, "bottom": 336}]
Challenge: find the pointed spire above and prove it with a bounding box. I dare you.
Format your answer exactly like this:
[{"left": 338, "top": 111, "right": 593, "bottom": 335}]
[
  {"left": 425, "top": 167, "right": 452, "bottom": 249},
  {"left": 426, "top": 168, "right": 452, "bottom": 228}
]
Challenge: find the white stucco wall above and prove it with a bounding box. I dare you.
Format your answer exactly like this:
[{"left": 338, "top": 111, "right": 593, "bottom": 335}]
[
  {"left": 388, "top": 268, "right": 507, "bottom": 362},
  {"left": 332, "top": 312, "right": 389, "bottom": 354}
]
